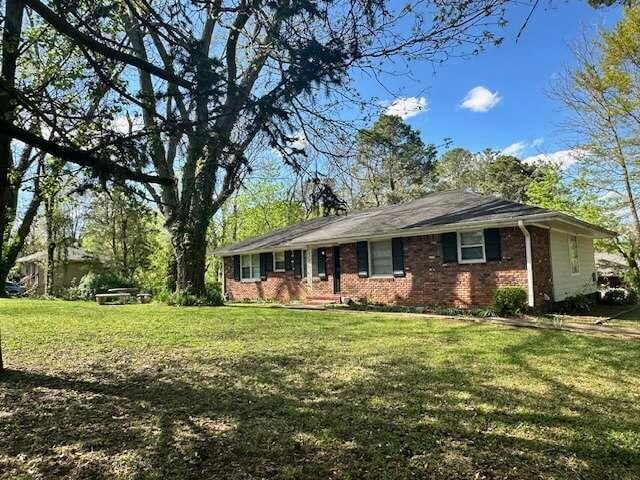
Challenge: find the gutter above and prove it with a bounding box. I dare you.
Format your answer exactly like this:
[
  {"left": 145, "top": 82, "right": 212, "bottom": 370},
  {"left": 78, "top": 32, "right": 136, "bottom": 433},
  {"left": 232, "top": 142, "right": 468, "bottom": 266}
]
[
  {"left": 213, "top": 213, "right": 615, "bottom": 257},
  {"left": 518, "top": 221, "right": 535, "bottom": 307}
]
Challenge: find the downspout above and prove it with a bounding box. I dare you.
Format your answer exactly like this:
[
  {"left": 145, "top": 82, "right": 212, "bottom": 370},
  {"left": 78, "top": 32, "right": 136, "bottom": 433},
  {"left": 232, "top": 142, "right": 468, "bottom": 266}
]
[{"left": 518, "top": 221, "right": 535, "bottom": 307}]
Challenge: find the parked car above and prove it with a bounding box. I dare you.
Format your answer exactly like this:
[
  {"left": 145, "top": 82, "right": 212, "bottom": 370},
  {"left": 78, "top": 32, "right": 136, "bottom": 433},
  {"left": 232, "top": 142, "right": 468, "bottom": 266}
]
[{"left": 5, "top": 281, "right": 25, "bottom": 296}]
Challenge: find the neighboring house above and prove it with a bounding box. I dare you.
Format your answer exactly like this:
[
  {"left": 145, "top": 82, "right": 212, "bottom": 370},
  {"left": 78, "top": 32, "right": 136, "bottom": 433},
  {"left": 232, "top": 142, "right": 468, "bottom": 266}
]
[
  {"left": 595, "top": 252, "right": 628, "bottom": 288},
  {"left": 214, "top": 190, "right": 614, "bottom": 308},
  {"left": 16, "top": 247, "right": 97, "bottom": 295}
]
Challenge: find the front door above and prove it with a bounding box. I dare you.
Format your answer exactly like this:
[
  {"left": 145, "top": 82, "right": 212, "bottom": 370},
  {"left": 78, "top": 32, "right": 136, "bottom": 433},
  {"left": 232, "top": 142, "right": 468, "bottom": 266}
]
[{"left": 333, "top": 246, "right": 341, "bottom": 294}]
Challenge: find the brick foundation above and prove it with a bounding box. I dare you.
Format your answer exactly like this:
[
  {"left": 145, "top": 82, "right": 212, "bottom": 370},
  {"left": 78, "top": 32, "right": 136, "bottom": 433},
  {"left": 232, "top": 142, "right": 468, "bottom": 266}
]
[{"left": 223, "top": 226, "right": 552, "bottom": 308}]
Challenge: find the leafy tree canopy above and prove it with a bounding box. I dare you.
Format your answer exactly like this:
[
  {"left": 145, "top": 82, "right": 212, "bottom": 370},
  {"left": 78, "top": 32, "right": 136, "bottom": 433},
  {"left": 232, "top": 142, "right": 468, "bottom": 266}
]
[
  {"left": 351, "top": 114, "right": 437, "bottom": 208},
  {"left": 435, "top": 148, "right": 537, "bottom": 202}
]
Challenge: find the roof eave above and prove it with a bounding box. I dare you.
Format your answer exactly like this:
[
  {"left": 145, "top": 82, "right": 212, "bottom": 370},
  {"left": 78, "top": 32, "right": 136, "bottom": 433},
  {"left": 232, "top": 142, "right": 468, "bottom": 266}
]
[{"left": 213, "top": 213, "right": 616, "bottom": 257}]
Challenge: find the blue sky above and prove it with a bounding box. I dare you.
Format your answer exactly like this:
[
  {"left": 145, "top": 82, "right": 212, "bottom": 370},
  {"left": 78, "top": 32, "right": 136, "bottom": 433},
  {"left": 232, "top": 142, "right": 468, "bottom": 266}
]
[{"left": 354, "top": 1, "right": 623, "bottom": 164}]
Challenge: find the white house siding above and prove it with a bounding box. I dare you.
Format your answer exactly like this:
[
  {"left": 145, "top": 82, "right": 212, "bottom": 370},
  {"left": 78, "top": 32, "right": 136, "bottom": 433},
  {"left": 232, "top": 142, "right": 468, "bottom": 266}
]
[{"left": 550, "top": 230, "right": 597, "bottom": 301}]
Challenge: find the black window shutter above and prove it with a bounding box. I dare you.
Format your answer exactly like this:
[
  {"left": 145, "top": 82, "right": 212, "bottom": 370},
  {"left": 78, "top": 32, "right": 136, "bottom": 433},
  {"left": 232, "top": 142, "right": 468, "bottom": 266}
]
[
  {"left": 392, "top": 238, "right": 405, "bottom": 277},
  {"left": 484, "top": 228, "right": 502, "bottom": 261},
  {"left": 233, "top": 255, "right": 241, "bottom": 281},
  {"left": 259, "top": 253, "right": 268, "bottom": 280},
  {"left": 293, "top": 250, "right": 303, "bottom": 279},
  {"left": 284, "top": 250, "right": 293, "bottom": 271},
  {"left": 265, "top": 252, "right": 274, "bottom": 273},
  {"left": 356, "top": 241, "right": 369, "bottom": 277},
  {"left": 317, "top": 248, "right": 327, "bottom": 280},
  {"left": 441, "top": 232, "right": 458, "bottom": 263}
]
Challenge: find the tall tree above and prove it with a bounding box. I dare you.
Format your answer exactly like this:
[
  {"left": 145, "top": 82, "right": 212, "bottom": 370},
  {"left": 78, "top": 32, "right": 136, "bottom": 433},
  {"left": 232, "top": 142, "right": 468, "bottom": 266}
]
[
  {"left": 435, "top": 148, "right": 537, "bottom": 202},
  {"left": 350, "top": 114, "right": 437, "bottom": 208},
  {"left": 554, "top": 5, "right": 640, "bottom": 288},
  {"left": 211, "top": 166, "right": 306, "bottom": 280},
  {"left": 0, "top": 0, "right": 153, "bottom": 295},
  {"left": 5, "top": 0, "right": 510, "bottom": 295},
  {"left": 83, "top": 188, "right": 159, "bottom": 282}
]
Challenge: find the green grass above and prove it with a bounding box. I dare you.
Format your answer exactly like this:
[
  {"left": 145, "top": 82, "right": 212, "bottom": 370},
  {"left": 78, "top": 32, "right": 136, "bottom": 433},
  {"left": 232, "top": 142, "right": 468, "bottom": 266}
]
[
  {"left": 1, "top": 299, "right": 639, "bottom": 479},
  {"left": 607, "top": 306, "right": 640, "bottom": 329},
  {"left": 532, "top": 304, "right": 640, "bottom": 328}
]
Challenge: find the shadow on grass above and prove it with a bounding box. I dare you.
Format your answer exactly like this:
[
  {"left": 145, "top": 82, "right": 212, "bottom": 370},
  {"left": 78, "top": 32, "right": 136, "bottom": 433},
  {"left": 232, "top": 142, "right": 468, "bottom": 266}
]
[{"left": 2, "top": 330, "right": 639, "bottom": 480}]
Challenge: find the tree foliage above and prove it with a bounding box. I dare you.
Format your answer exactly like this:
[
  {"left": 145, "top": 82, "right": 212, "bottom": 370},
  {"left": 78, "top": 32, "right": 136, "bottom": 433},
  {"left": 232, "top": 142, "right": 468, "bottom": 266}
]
[
  {"left": 435, "top": 148, "right": 537, "bottom": 202},
  {"left": 83, "top": 188, "right": 159, "bottom": 282},
  {"left": 350, "top": 114, "right": 437, "bottom": 208},
  {"left": 552, "top": 5, "right": 640, "bottom": 293},
  {"left": 1, "top": 0, "right": 513, "bottom": 296}
]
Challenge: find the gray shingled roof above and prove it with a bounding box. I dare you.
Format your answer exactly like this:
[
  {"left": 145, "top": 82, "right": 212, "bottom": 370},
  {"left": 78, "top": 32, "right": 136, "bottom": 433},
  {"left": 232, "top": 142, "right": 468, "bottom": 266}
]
[
  {"left": 595, "top": 252, "right": 627, "bottom": 277},
  {"left": 16, "top": 247, "right": 95, "bottom": 263},
  {"left": 213, "top": 190, "right": 613, "bottom": 255}
]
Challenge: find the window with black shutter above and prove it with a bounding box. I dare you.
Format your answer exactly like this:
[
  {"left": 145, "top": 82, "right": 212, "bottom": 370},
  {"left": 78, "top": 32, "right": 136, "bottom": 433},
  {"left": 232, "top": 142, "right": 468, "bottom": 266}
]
[
  {"left": 317, "top": 248, "right": 327, "bottom": 280},
  {"left": 284, "top": 250, "right": 293, "bottom": 271},
  {"left": 259, "top": 253, "right": 269, "bottom": 280},
  {"left": 441, "top": 232, "right": 458, "bottom": 263},
  {"left": 484, "top": 228, "right": 501, "bottom": 262},
  {"left": 392, "top": 238, "right": 405, "bottom": 277},
  {"left": 233, "top": 255, "right": 241, "bottom": 281},
  {"left": 293, "top": 250, "right": 303, "bottom": 279},
  {"left": 356, "top": 241, "right": 369, "bottom": 277},
  {"left": 265, "top": 252, "right": 274, "bottom": 272}
]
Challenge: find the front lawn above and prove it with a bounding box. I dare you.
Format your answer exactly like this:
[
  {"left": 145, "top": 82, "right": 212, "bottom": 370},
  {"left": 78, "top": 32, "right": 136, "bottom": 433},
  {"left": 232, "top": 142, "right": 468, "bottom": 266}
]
[
  {"left": 607, "top": 306, "right": 640, "bottom": 329},
  {"left": 1, "top": 300, "right": 639, "bottom": 479}
]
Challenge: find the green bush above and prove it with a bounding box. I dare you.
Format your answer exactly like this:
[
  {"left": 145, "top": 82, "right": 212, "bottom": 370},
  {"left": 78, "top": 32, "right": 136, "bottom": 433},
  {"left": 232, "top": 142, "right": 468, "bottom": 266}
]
[
  {"left": 468, "top": 307, "right": 497, "bottom": 318},
  {"left": 554, "top": 293, "right": 596, "bottom": 314},
  {"left": 77, "top": 272, "right": 136, "bottom": 300},
  {"left": 493, "top": 287, "right": 528, "bottom": 316},
  {"left": 61, "top": 286, "right": 85, "bottom": 301},
  {"left": 165, "top": 282, "right": 224, "bottom": 307},
  {"left": 601, "top": 288, "right": 628, "bottom": 305}
]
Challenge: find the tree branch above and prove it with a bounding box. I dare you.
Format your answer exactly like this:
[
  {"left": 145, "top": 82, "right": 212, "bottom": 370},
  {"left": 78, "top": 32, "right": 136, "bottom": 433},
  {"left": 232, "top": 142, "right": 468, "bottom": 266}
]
[
  {"left": 23, "top": 0, "right": 194, "bottom": 89},
  {"left": 0, "top": 120, "right": 172, "bottom": 185}
]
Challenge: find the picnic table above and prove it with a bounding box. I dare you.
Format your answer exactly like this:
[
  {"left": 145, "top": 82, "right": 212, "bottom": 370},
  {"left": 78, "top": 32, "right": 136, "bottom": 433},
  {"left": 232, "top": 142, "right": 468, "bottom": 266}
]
[
  {"left": 107, "top": 288, "right": 138, "bottom": 294},
  {"left": 96, "top": 293, "right": 131, "bottom": 305},
  {"left": 96, "top": 288, "right": 152, "bottom": 305},
  {"left": 137, "top": 293, "right": 152, "bottom": 304}
]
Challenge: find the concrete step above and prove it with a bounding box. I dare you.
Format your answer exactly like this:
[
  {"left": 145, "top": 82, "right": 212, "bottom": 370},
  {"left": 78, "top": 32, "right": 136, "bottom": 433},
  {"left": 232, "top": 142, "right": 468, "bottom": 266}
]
[{"left": 306, "top": 295, "right": 341, "bottom": 305}]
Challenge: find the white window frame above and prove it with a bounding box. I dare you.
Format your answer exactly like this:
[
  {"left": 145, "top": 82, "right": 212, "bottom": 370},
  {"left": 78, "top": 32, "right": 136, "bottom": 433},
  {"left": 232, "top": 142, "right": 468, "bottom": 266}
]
[
  {"left": 240, "top": 253, "right": 260, "bottom": 281},
  {"left": 457, "top": 230, "right": 486, "bottom": 264},
  {"left": 568, "top": 235, "right": 580, "bottom": 275},
  {"left": 368, "top": 239, "right": 394, "bottom": 278},
  {"left": 273, "top": 251, "right": 286, "bottom": 272}
]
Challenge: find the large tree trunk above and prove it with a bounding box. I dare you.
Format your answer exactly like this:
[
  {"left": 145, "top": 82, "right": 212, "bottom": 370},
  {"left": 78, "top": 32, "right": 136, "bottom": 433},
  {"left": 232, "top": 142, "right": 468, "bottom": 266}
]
[
  {"left": 0, "top": 162, "right": 42, "bottom": 373},
  {"left": 166, "top": 248, "right": 177, "bottom": 293},
  {"left": 44, "top": 197, "right": 55, "bottom": 296},
  {"left": 0, "top": 0, "right": 25, "bottom": 294},
  {"left": 0, "top": 261, "right": 8, "bottom": 372},
  {"left": 172, "top": 222, "right": 208, "bottom": 295}
]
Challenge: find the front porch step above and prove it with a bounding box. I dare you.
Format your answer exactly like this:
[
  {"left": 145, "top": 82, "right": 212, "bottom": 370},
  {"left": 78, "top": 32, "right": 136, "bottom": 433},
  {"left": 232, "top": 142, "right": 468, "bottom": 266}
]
[{"left": 305, "top": 294, "right": 341, "bottom": 305}]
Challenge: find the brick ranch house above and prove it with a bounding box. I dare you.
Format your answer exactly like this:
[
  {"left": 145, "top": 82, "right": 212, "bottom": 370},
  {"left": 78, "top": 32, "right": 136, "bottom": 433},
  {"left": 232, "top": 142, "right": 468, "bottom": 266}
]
[{"left": 214, "top": 190, "right": 614, "bottom": 308}]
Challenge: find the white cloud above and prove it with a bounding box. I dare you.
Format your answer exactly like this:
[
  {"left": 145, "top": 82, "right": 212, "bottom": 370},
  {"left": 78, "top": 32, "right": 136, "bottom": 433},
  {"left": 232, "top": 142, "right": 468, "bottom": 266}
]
[
  {"left": 500, "top": 137, "right": 544, "bottom": 157},
  {"left": 523, "top": 149, "right": 583, "bottom": 170},
  {"left": 501, "top": 141, "right": 527, "bottom": 157},
  {"left": 459, "top": 86, "right": 501, "bottom": 112},
  {"left": 383, "top": 96, "right": 428, "bottom": 119}
]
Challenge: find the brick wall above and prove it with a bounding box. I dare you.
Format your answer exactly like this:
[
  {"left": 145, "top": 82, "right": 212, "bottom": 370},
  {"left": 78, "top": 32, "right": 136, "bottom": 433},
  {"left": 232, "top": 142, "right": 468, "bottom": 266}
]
[
  {"left": 531, "top": 227, "right": 554, "bottom": 306},
  {"left": 223, "top": 226, "right": 553, "bottom": 308}
]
